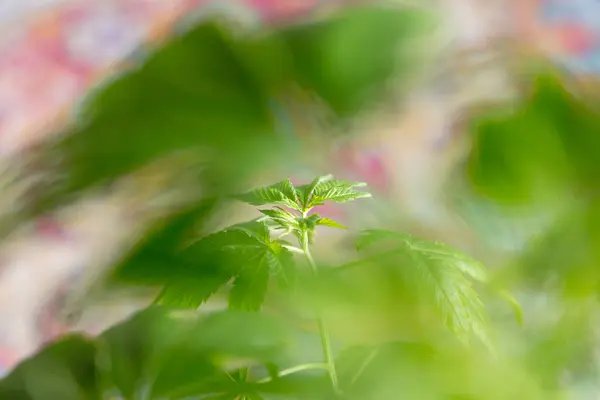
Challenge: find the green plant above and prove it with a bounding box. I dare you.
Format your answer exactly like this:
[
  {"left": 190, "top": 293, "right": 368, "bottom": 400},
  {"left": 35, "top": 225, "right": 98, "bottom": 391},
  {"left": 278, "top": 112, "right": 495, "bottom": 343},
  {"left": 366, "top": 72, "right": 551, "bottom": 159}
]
[
  {"left": 10, "top": 4, "right": 600, "bottom": 399},
  {"left": 1, "top": 175, "right": 518, "bottom": 399}
]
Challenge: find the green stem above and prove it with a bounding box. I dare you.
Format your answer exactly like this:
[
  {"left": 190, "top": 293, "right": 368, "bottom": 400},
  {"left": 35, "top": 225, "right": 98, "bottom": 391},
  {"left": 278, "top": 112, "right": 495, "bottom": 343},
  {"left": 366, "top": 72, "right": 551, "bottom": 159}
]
[
  {"left": 257, "top": 363, "right": 329, "bottom": 384},
  {"left": 300, "top": 230, "right": 340, "bottom": 394}
]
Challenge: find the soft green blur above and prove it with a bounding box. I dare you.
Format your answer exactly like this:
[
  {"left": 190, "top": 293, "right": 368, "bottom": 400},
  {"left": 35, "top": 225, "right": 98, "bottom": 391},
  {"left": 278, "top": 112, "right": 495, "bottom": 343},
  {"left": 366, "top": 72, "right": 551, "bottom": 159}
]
[{"left": 3, "top": 4, "right": 600, "bottom": 400}]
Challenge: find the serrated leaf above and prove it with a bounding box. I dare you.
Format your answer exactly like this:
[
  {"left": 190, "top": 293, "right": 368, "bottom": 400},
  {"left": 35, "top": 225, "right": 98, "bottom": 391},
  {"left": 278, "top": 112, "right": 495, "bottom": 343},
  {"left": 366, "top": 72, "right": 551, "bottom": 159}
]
[
  {"left": 229, "top": 255, "right": 271, "bottom": 311},
  {"left": 356, "top": 230, "right": 491, "bottom": 348},
  {"left": 157, "top": 220, "right": 296, "bottom": 311},
  {"left": 110, "top": 198, "right": 218, "bottom": 286},
  {"left": 356, "top": 230, "right": 487, "bottom": 282},
  {"left": 271, "top": 242, "right": 297, "bottom": 291},
  {"left": 295, "top": 174, "right": 334, "bottom": 209},
  {"left": 156, "top": 221, "right": 272, "bottom": 308},
  {"left": 157, "top": 271, "right": 232, "bottom": 309},
  {"left": 312, "top": 179, "right": 367, "bottom": 194},
  {"left": 237, "top": 179, "right": 300, "bottom": 210},
  {"left": 259, "top": 207, "right": 300, "bottom": 232},
  {"left": 317, "top": 217, "right": 347, "bottom": 229},
  {"left": 295, "top": 177, "right": 370, "bottom": 208},
  {"left": 311, "top": 186, "right": 371, "bottom": 206}
]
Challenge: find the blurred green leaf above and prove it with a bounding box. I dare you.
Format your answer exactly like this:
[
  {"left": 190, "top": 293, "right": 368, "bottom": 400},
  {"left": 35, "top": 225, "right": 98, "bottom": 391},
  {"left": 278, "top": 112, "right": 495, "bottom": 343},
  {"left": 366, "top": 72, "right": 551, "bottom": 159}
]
[
  {"left": 229, "top": 256, "right": 270, "bottom": 311},
  {"left": 282, "top": 6, "right": 427, "bottom": 117},
  {"left": 0, "top": 335, "right": 100, "bottom": 400},
  {"left": 335, "top": 342, "right": 439, "bottom": 399},
  {"left": 33, "top": 308, "right": 295, "bottom": 399},
  {"left": 35, "top": 22, "right": 280, "bottom": 215},
  {"left": 110, "top": 198, "right": 219, "bottom": 286},
  {"left": 467, "top": 74, "right": 600, "bottom": 206},
  {"left": 355, "top": 230, "right": 491, "bottom": 348}
]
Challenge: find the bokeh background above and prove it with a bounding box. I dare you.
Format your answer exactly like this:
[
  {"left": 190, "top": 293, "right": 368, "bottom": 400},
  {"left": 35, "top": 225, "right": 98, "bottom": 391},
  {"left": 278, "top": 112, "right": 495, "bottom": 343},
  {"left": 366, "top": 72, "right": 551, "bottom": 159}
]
[{"left": 1, "top": 0, "right": 600, "bottom": 392}]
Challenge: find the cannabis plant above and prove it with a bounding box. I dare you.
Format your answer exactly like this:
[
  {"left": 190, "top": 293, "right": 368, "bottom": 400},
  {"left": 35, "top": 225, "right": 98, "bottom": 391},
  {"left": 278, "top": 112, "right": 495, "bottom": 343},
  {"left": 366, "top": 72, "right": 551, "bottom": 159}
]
[
  {"left": 6, "top": 1, "right": 600, "bottom": 398},
  {"left": 0, "top": 173, "right": 520, "bottom": 399}
]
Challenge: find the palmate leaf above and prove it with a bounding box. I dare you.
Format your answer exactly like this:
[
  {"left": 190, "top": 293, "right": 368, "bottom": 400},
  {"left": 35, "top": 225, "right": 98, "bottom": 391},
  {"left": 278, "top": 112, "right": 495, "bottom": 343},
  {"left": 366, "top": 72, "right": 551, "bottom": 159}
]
[
  {"left": 157, "top": 221, "right": 296, "bottom": 311},
  {"left": 356, "top": 230, "right": 491, "bottom": 348},
  {"left": 239, "top": 175, "right": 371, "bottom": 214},
  {"left": 295, "top": 175, "right": 371, "bottom": 210},
  {"left": 295, "top": 174, "right": 334, "bottom": 209},
  {"left": 259, "top": 207, "right": 299, "bottom": 232},
  {"left": 237, "top": 179, "right": 301, "bottom": 211},
  {"left": 229, "top": 241, "right": 297, "bottom": 311}
]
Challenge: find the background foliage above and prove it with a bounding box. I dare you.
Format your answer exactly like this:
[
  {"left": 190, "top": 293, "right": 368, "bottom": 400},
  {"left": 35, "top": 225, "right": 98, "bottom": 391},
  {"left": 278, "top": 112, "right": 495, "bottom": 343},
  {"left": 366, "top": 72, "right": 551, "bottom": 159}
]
[{"left": 3, "top": 3, "right": 600, "bottom": 400}]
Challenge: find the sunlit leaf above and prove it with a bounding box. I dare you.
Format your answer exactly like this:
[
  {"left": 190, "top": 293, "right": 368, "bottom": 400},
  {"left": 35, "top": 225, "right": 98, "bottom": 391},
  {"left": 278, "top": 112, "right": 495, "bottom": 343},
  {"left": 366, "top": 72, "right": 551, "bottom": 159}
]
[
  {"left": 237, "top": 179, "right": 301, "bottom": 210},
  {"left": 259, "top": 207, "right": 300, "bottom": 232},
  {"left": 316, "top": 217, "right": 346, "bottom": 230},
  {"left": 295, "top": 177, "right": 371, "bottom": 209},
  {"left": 295, "top": 174, "right": 333, "bottom": 209}
]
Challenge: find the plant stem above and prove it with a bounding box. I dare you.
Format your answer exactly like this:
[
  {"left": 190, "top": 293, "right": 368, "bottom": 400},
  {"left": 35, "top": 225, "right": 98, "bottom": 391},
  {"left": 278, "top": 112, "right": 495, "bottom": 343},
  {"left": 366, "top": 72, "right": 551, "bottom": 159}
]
[
  {"left": 257, "top": 363, "right": 329, "bottom": 383},
  {"left": 281, "top": 244, "right": 304, "bottom": 254},
  {"left": 300, "top": 230, "right": 340, "bottom": 394}
]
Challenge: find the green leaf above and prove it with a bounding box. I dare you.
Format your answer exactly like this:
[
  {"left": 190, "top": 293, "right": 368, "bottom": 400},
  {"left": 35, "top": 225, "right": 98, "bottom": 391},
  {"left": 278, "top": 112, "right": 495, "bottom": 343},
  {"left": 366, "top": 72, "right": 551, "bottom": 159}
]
[
  {"left": 109, "top": 198, "right": 218, "bottom": 286},
  {"left": 312, "top": 185, "right": 371, "bottom": 205},
  {"left": 155, "top": 222, "right": 270, "bottom": 308},
  {"left": 271, "top": 241, "right": 298, "bottom": 291},
  {"left": 157, "top": 270, "right": 232, "bottom": 309},
  {"left": 96, "top": 308, "right": 292, "bottom": 399},
  {"left": 282, "top": 6, "right": 429, "bottom": 117},
  {"left": 356, "top": 230, "right": 491, "bottom": 348},
  {"left": 99, "top": 307, "right": 177, "bottom": 399},
  {"left": 317, "top": 217, "right": 347, "bottom": 230},
  {"left": 497, "top": 290, "right": 524, "bottom": 327},
  {"left": 237, "top": 179, "right": 300, "bottom": 210},
  {"left": 32, "top": 21, "right": 280, "bottom": 216},
  {"left": 0, "top": 335, "right": 100, "bottom": 400},
  {"left": 259, "top": 207, "right": 300, "bottom": 232},
  {"left": 295, "top": 176, "right": 371, "bottom": 209},
  {"left": 229, "top": 255, "right": 271, "bottom": 311},
  {"left": 466, "top": 74, "right": 600, "bottom": 207},
  {"left": 295, "top": 174, "right": 333, "bottom": 209},
  {"left": 158, "top": 220, "right": 295, "bottom": 311}
]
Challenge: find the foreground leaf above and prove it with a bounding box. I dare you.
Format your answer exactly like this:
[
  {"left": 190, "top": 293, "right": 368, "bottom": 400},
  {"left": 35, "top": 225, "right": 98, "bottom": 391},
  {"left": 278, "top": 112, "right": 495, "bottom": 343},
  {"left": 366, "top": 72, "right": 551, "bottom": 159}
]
[
  {"left": 29, "top": 308, "right": 292, "bottom": 399},
  {"left": 0, "top": 335, "right": 100, "bottom": 400}
]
